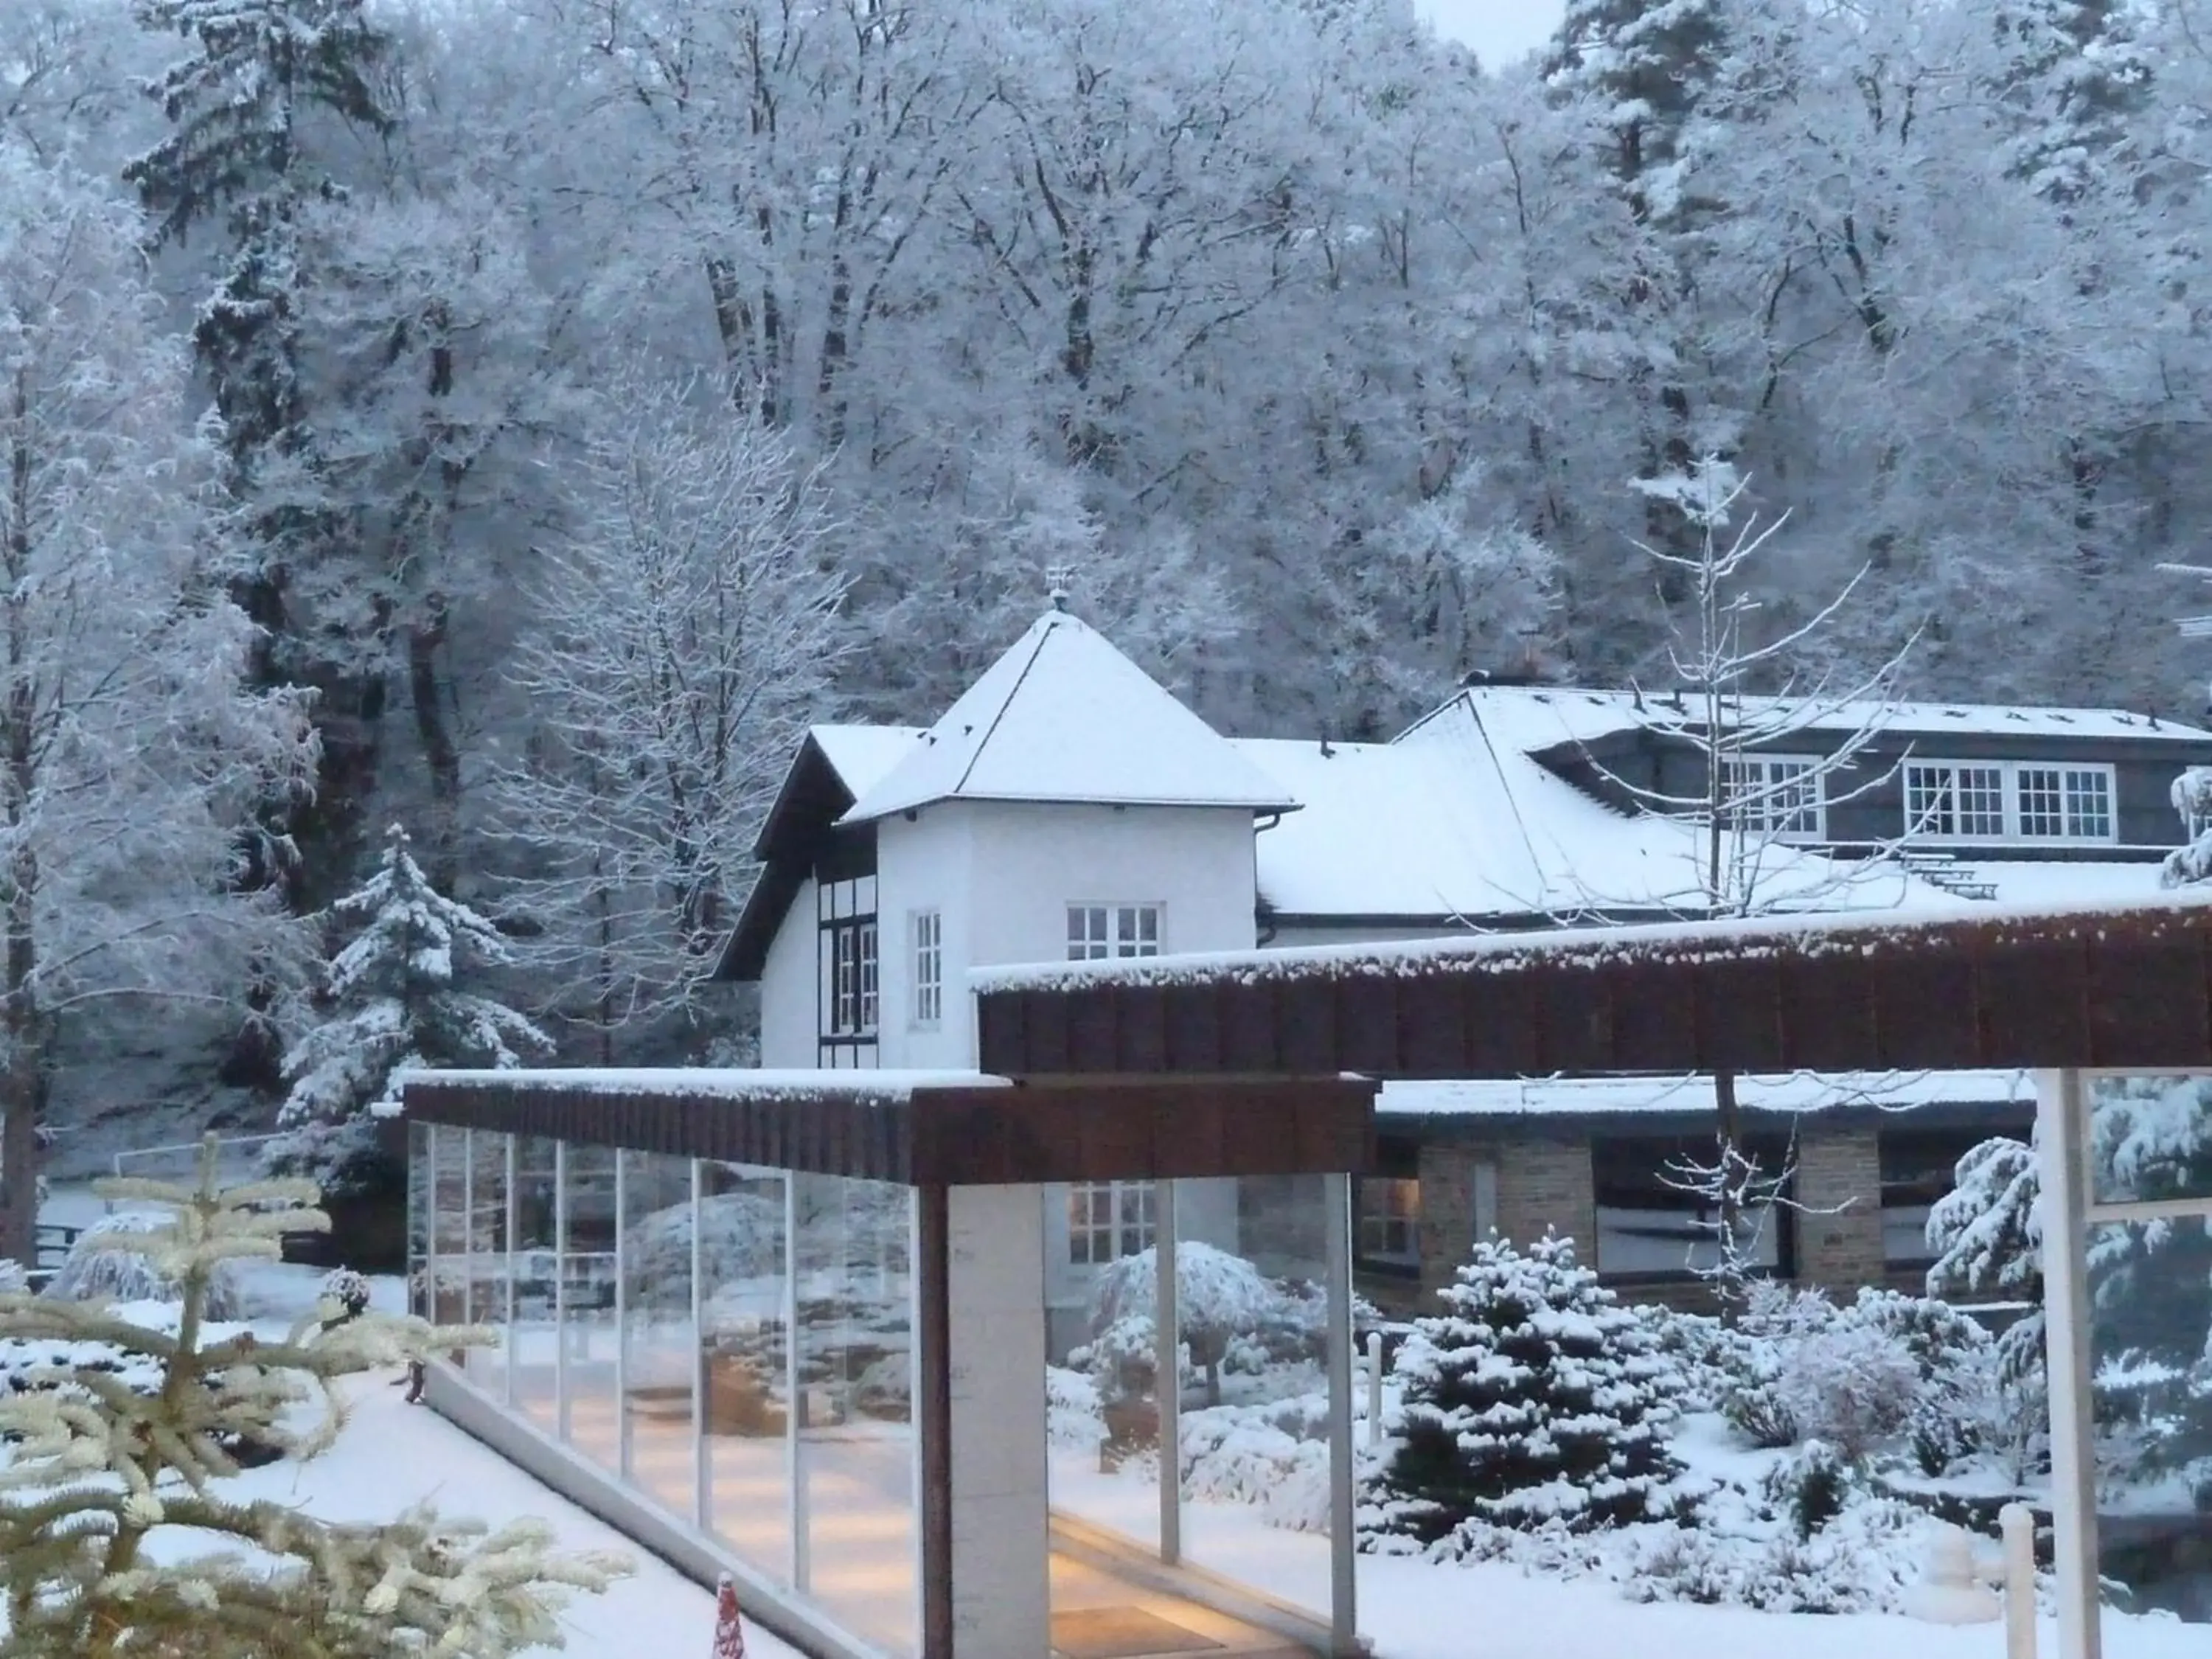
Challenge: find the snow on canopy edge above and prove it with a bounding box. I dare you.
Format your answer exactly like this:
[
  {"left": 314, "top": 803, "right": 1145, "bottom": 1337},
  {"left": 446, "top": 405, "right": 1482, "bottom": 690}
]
[
  {"left": 967, "top": 888, "right": 2212, "bottom": 995},
  {"left": 397, "top": 1066, "right": 1012, "bottom": 1102},
  {"left": 1382, "top": 1068, "right": 2034, "bottom": 1117}
]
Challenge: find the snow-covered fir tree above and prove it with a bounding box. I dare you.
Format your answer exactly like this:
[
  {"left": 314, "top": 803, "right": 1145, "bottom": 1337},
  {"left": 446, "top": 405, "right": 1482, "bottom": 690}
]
[
  {"left": 271, "top": 825, "right": 548, "bottom": 1191},
  {"left": 0, "top": 1141, "right": 629, "bottom": 1657},
  {"left": 125, "top": 0, "right": 401, "bottom": 908},
  {"left": 1367, "top": 1231, "right": 1685, "bottom": 1545},
  {"left": 1924, "top": 1135, "right": 2046, "bottom": 1473}
]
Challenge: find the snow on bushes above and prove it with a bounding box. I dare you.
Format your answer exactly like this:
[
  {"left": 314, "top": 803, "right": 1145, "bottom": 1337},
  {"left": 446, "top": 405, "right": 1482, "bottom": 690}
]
[
  {"left": 1178, "top": 1397, "right": 1335, "bottom": 1533},
  {"left": 1364, "top": 1231, "right": 1686, "bottom": 1547},
  {"left": 43, "top": 1210, "right": 246, "bottom": 1319},
  {"left": 1086, "top": 1241, "right": 1281, "bottom": 1406}
]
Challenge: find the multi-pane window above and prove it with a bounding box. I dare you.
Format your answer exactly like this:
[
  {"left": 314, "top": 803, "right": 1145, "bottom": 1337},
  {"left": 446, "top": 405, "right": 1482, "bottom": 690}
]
[
  {"left": 1356, "top": 1178, "right": 1421, "bottom": 1266},
  {"left": 911, "top": 910, "right": 942, "bottom": 1026},
  {"left": 1067, "top": 903, "right": 1163, "bottom": 961},
  {"left": 1067, "top": 1180, "right": 1155, "bottom": 1265},
  {"left": 1720, "top": 754, "right": 1823, "bottom": 839},
  {"left": 1905, "top": 759, "right": 2115, "bottom": 844},
  {"left": 818, "top": 877, "right": 878, "bottom": 1054}
]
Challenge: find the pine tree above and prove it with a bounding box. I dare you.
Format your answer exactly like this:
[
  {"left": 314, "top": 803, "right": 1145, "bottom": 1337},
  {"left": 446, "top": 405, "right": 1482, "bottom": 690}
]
[
  {"left": 1990, "top": 0, "right": 2154, "bottom": 204},
  {"left": 270, "top": 825, "right": 549, "bottom": 1192},
  {"left": 0, "top": 1140, "right": 628, "bottom": 1657},
  {"left": 1545, "top": 0, "right": 1728, "bottom": 218},
  {"left": 125, "top": 0, "right": 402, "bottom": 911},
  {"left": 1368, "top": 1231, "right": 1685, "bottom": 1544},
  {"left": 1925, "top": 1134, "right": 2046, "bottom": 1475}
]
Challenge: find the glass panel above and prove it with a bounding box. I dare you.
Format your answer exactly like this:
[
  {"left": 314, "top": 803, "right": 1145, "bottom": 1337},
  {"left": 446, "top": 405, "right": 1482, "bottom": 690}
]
[
  {"left": 512, "top": 1137, "right": 560, "bottom": 1427},
  {"left": 1177, "top": 1175, "right": 1335, "bottom": 1618},
  {"left": 702, "top": 1163, "right": 792, "bottom": 1582},
  {"left": 406, "top": 1121, "right": 431, "bottom": 1321},
  {"left": 562, "top": 1143, "right": 621, "bottom": 1471},
  {"left": 465, "top": 1132, "right": 511, "bottom": 1396},
  {"left": 622, "top": 1152, "right": 697, "bottom": 1517},
  {"left": 430, "top": 1124, "right": 468, "bottom": 1328},
  {"left": 2067, "top": 768, "right": 2112, "bottom": 839},
  {"left": 2018, "top": 767, "right": 2065, "bottom": 837},
  {"left": 796, "top": 1174, "right": 917, "bottom": 1655},
  {"left": 1048, "top": 1179, "right": 1163, "bottom": 1554},
  {"left": 2086, "top": 1211, "right": 2212, "bottom": 1628},
  {"left": 2091, "top": 1075, "right": 2212, "bottom": 1207}
]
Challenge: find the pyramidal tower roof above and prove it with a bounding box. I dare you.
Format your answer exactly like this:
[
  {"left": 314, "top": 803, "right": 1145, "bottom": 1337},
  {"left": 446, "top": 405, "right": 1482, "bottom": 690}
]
[{"left": 839, "top": 611, "right": 1299, "bottom": 825}]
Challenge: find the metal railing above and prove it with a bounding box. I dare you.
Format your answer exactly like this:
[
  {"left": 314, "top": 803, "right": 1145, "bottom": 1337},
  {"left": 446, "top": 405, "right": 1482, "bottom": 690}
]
[{"left": 106, "top": 1133, "right": 289, "bottom": 1211}]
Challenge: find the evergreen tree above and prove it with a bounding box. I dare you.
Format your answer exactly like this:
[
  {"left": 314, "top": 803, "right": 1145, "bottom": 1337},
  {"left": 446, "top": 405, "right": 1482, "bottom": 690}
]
[
  {"left": 271, "top": 825, "right": 549, "bottom": 1192},
  {"left": 1925, "top": 1134, "right": 2047, "bottom": 1475},
  {"left": 0, "top": 1141, "right": 628, "bottom": 1657},
  {"left": 1545, "top": 0, "right": 1729, "bottom": 218},
  {"left": 1367, "top": 1231, "right": 1685, "bottom": 1544},
  {"left": 1990, "top": 0, "right": 2154, "bottom": 203},
  {"left": 125, "top": 0, "right": 401, "bottom": 911}
]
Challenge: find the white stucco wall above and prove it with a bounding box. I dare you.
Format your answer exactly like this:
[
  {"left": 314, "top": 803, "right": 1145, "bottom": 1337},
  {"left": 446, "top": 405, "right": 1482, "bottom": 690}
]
[
  {"left": 874, "top": 807, "right": 977, "bottom": 1071},
  {"left": 757, "top": 876, "right": 818, "bottom": 1069}
]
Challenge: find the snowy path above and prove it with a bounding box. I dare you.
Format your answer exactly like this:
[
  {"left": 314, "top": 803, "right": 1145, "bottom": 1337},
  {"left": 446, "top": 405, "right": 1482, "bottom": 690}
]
[{"left": 232, "top": 1368, "right": 801, "bottom": 1659}]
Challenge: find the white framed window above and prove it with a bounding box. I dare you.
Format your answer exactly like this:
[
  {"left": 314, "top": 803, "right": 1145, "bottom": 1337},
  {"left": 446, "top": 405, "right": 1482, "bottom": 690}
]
[
  {"left": 1066, "top": 903, "right": 1163, "bottom": 961},
  {"left": 1068, "top": 1180, "right": 1155, "bottom": 1265},
  {"left": 1720, "top": 753, "right": 1824, "bottom": 840},
  {"left": 1356, "top": 1178, "right": 1421, "bottom": 1266},
  {"left": 1905, "top": 759, "right": 2116, "bottom": 844},
  {"left": 911, "top": 910, "right": 942, "bottom": 1027}
]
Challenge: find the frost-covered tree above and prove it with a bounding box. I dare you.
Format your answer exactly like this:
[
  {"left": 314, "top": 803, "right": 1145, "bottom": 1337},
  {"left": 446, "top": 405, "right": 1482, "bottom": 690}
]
[
  {"left": 1926, "top": 1136, "right": 2046, "bottom": 1476},
  {"left": 495, "top": 377, "right": 846, "bottom": 1053},
  {"left": 271, "top": 824, "right": 548, "bottom": 1192},
  {"left": 1576, "top": 460, "right": 1913, "bottom": 1310},
  {"left": 0, "top": 141, "right": 317, "bottom": 1267},
  {"left": 1366, "top": 1231, "right": 1683, "bottom": 1543},
  {"left": 125, "top": 0, "right": 402, "bottom": 906},
  {"left": 0, "top": 1141, "right": 629, "bottom": 1656},
  {"left": 1087, "top": 1241, "right": 1282, "bottom": 1408}
]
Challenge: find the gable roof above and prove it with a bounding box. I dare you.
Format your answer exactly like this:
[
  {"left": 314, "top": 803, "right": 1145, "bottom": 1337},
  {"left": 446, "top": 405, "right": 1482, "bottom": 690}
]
[
  {"left": 838, "top": 610, "right": 1298, "bottom": 825},
  {"left": 720, "top": 724, "right": 919, "bottom": 982}
]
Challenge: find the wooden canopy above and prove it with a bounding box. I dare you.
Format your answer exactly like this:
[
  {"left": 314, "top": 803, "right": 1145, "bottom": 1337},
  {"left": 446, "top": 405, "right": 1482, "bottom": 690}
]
[
  {"left": 975, "top": 898, "right": 2212, "bottom": 1079},
  {"left": 402, "top": 1071, "right": 1377, "bottom": 1184}
]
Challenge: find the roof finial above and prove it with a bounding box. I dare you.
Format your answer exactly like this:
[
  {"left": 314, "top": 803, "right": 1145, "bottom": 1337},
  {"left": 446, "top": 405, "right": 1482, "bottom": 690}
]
[{"left": 1046, "top": 563, "right": 1077, "bottom": 612}]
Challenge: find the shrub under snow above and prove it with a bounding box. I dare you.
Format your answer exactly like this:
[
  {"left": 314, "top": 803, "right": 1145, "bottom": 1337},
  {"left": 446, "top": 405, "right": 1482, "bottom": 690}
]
[
  {"left": 1088, "top": 1241, "right": 1281, "bottom": 1407},
  {"left": 1365, "top": 1231, "right": 1686, "bottom": 1545},
  {"left": 42, "top": 1211, "right": 246, "bottom": 1319}
]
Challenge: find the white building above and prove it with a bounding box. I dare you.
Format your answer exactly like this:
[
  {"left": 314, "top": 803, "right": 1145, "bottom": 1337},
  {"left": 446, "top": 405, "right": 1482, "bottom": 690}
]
[{"left": 723, "top": 605, "right": 2212, "bottom": 1329}]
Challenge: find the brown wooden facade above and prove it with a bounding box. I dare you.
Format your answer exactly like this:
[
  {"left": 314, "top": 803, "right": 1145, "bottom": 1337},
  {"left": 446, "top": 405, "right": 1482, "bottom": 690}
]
[{"left": 975, "top": 899, "right": 2212, "bottom": 1079}]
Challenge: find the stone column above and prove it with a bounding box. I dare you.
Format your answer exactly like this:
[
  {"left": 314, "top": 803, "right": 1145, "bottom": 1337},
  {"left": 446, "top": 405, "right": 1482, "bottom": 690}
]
[{"left": 1791, "top": 1125, "right": 1888, "bottom": 1293}]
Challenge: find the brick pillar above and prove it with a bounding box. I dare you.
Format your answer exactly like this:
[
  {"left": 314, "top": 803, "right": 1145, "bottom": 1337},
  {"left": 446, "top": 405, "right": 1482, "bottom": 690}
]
[
  {"left": 1414, "top": 1145, "right": 1479, "bottom": 1309},
  {"left": 1791, "top": 1126, "right": 1888, "bottom": 1294},
  {"left": 1498, "top": 1135, "right": 1596, "bottom": 1265}
]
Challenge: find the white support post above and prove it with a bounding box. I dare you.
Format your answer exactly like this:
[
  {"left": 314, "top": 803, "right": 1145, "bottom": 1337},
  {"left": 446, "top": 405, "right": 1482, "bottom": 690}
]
[
  {"left": 1324, "top": 1172, "right": 1359, "bottom": 1656},
  {"left": 1365, "top": 1330, "right": 1384, "bottom": 1451},
  {"left": 787, "top": 1175, "right": 808, "bottom": 1594},
  {"left": 615, "top": 1150, "right": 631, "bottom": 1481},
  {"left": 1155, "top": 1179, "right": 1180, "bottom": 1565},
  {"left": 2036, "top": 1068, "right": 2100, "bottom": 1659},
  {"left": 420, "top": 1128, "right": 437, "bottom": 1326},
  {"left": 691, "top": 1158, "right": 707, "bottom": 1531},
  {"left": 2001, "top": 1501, "right": 2039, "bottom": 1659},
  {"left": 554, "top": 1140, "right": 569, "bottom": 1444},
  {"left": 504, "top": 1134, "right": 519, "bottom": 1411}
]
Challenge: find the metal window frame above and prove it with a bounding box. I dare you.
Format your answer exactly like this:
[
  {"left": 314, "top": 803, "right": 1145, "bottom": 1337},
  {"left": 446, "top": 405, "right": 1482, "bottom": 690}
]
[{"left": 2038, "top": 1066, "right": 2212, "bottom": 1659}]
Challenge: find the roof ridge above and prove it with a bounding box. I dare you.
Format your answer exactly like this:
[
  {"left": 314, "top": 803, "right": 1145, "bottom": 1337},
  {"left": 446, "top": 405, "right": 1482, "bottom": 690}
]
[{"left": 945, "top": 613, "right": 1060, "bottom": 801}]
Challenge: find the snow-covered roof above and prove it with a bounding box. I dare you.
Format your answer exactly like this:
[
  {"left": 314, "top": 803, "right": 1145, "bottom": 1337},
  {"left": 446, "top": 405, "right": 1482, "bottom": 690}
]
[
  {"left": 838, "top": 611, "right": 1299, "bottom": 825},
  {"left": 1430, "top": 684, "right": 2211, "bottom": 754},
  {"left": 401, "top": 1067, "right": 1009, "bottom": 1102},
  {"left": 1380, "top": 1068, "right": 2033, "bottom": 1118},
  {"left": 810, "top": 723, "right": 922, "bottom": 800},
  {"left": 1237, "top": 708, "right": 1959, "bottom": 922}
]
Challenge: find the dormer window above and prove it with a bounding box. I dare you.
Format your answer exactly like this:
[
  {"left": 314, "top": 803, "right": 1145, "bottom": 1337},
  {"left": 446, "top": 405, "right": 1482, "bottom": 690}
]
[
  {"left": 1719, "top": 754, "right": 1823, "bottom": 841},
  {"left": 1068, "top": 903, "right": 1162, "bottom": 960},
  {"left": 1905, "top": 759, "right": 2115, "bottom": 844}
]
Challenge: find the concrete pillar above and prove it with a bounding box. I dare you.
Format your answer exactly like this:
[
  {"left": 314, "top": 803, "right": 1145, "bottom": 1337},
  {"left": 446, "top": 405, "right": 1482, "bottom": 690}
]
[{"left": 945, "top": 1184, "right": 1049, "bottom": 1656}]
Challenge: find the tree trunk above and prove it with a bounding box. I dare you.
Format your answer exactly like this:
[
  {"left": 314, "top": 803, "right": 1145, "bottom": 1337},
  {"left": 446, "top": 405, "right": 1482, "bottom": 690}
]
[
  {"left": 408, "top": 600, "right": 462, "bottom": 897},
  {"left": 1714, "top": 1065, "right": 1745, "bottom": 1324},
  {"left": 0, "top": 369, "right": 38, "bottom": 1269}
]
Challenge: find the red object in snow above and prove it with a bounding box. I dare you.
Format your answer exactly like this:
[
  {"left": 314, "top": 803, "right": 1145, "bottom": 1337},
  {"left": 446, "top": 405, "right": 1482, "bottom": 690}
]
[{"left": 714, "top": 1574, "right": 747, "bottom": 1659}]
